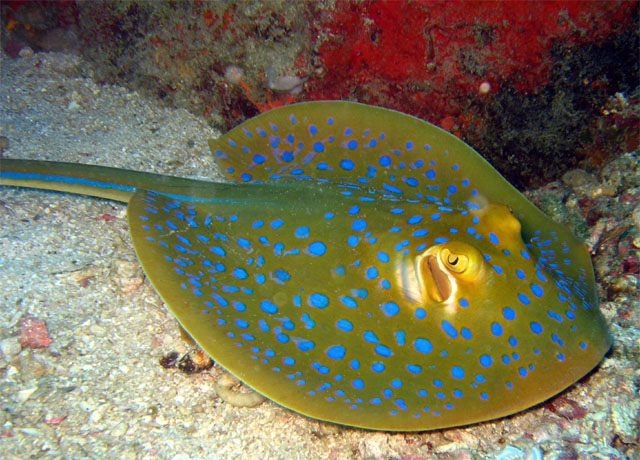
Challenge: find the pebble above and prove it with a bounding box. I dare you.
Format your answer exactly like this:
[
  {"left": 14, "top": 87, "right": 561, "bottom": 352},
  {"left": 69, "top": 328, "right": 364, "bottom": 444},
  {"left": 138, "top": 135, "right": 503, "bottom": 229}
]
[
  {"left": 0, "top": 337, "right": 22, "bottom": 360},
  {"left": 17, "top": 315, "right": 52, "bottom": 349},
  {"left": 18, "top": 47, "right": 34, "bottom": 57},
  {"left": 110, "top": 421, "right": 128, "bottom": 437},
  {"left": 16, "top": 387, "right": 38, "bottom": 403},
  {"left": 67, "top": 100, "right": 81, "bottom": 111}
]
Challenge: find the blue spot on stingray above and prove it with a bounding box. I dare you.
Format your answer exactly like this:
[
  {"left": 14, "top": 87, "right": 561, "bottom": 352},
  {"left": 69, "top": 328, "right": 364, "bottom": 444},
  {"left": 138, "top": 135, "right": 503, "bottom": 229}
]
[
  {"left": 233, "top": 267, "right": 248, "bottom": 279},
  {"left": 371, "top": 362, "right": 385, "bottom": 372},
  {"left": 451, "top": 366, "right": 465, "bottom": 379},
  {"left": 326, "top": 345, "right": 346, "bottom": 360},
  {"left": 295, "top": 226, "right": 309, "bottom": 238},
  {"left": 308, "top": 241, "right": 326, "bottom": 256},
  {"left": 377, "top": 251, "right": 389, "bottom": 263},
  {"left": 271, "top": 218, "right": 284, "bottom": 228},
  {"left": 407, "top": 215, "right": 422, "bottom": 225},
  {"left": 274, "top": 269, "right": 290, "bottom": 281},
  {"left": 441, "top": 320, "right": 458, "bottom": 338},
  {"left": 380, "top": 301, "right": 399, "bottom": 316},
  {"left": 300, "top": 312, "right": 315, "bottom": 329},
  {"left": 383, "top": 183, "right": 404, "bottom": 194},
  {"left": 309, "top": 293, "right": 329, "bottom": 308},
  {"left": 515, "top": 268, "right": 525, "bottom": 279},
  {"left": 489, "top": 232, "right": 499, "bottom": 244},
  {"left": 530, "top": 283, "right": 544, "bottom": 297},
  {"left": 502, "top": 307, "right": 516, "bottom": 320},
  {"left": 375, "top": 344, "right": 393, "bottom": 357},
  {"left": 490, "top": 322, "right": 503, "bottom": 336},
  {"left": 260, "top": 300, "right": 278, "bottom": 314},
  {"left": 352, "top": 219, "right": 367, "bottom": 231},
  {"left": 479, "top": 354, "right": 493, "bottom": 367},
  {"left": 296, "top": 339, "right": 315, "bottom": 351},
  {"left": 210, "top": 246, "right": 226, "bottom": 257},
  {"left": 347, "top": 139, "right": 358, "bottom": 149},
  {"left": 518, "top": 293, "right": 531, "bottom": 305},
  {"left": 312, "top": 141, "right": 324, "bottom": 152},
  {"left": 413, "top": 338, "right": 433, "bottom": 354},
  {"left": 340, "top": 159, "right": 354, "bottom": 170},
  {"left": 407, "top": 364, "right": 422, "bottom": 374},
  {"left": 414, "top": 308, "right": 426, "bottom": 319},
  {"left": 530, "top": 321, "right": 543, "bottom": 334},
  {"left": 237, "top": 237, "right": 251, "bottom": 248},
  {"left": 363, "top": 330, "right": 379, "bottom": 343},
  {"left": 339, "top": 296, "right": 358, "bottom": 308},
  {"left": 352, "top": 378, "right": 364, "bottom": 389},
  {"left": 458, "top": 298, "right": 469, "bottom": 307},
  {"left": 336, "top": 319, "right": 353, "bottom": 331},
  {"left": 350, "top": 359, "right": 360, "bottom": 370}
]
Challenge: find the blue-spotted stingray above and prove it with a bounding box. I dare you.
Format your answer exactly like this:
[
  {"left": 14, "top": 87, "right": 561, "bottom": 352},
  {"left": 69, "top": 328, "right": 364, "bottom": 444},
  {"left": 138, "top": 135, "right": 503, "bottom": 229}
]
[{"left": 0, "top": 101, "right": 611, "bottom": 431}]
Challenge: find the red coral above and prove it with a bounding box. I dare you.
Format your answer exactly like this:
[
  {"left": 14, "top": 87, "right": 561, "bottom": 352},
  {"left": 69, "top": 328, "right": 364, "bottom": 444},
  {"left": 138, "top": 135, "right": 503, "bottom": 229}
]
[{"left": 308, "top": 0, "right": 636, "bottom": 125}]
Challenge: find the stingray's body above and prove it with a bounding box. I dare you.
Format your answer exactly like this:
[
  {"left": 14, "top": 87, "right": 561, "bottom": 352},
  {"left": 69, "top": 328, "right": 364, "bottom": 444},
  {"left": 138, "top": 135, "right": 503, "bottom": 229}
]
[{"left": 0, "top": 101, "right": 610, "bottom": 431}]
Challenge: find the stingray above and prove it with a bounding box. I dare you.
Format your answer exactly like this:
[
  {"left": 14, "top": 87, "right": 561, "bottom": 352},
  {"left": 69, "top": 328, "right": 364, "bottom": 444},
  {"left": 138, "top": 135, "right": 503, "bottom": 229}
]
[{"left": 0, "top": 101, "right": 610, "bottom": 431}]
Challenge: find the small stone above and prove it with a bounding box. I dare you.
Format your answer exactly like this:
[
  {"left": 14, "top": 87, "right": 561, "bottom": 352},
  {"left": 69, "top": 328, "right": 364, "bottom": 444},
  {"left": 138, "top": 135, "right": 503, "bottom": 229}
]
[
  {"left": 562, "top": 169, "right": 596, "bottom": 188},
  {"left": 16, "top": 387, "right": 38, "bottom": 403},
  {"left": 18, "top": 47, "right": 34, "bottom": 57},
  {"left": 224, "top": 65, "right": 244, "bottom": 84},
  {"left": 67, "top": 100, "right": 81, "bottom": 111},
  {"left": 110, "top": 421, "right": 128, "bottom": 437},
  {"left": 113, "top": 259, "right": 144, "bottom": 293},
  {"left": 89, "top": 324, "right": 106, "bottom": 337},
  {"left": 89, "top": 405, "right": 107, "bottom": 423},
  {"left": 17, "top": 314, "right": 52, "bottom": 349},
  {"left": 0, "top": 337, "right": 22, "bottom": 360}
]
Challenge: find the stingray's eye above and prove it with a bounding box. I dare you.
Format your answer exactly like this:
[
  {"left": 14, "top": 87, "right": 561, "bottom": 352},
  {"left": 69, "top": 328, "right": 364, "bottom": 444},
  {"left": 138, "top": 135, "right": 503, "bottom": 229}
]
[{"left": 442, "top": 249, "right": 468, "bottom": 273}]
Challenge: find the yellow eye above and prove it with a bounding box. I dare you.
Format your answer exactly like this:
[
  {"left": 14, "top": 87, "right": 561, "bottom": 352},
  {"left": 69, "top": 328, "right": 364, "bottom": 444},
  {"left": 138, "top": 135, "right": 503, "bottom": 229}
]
[{"left": 442, "top": 249, "right": 468, "bottom": 273}]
